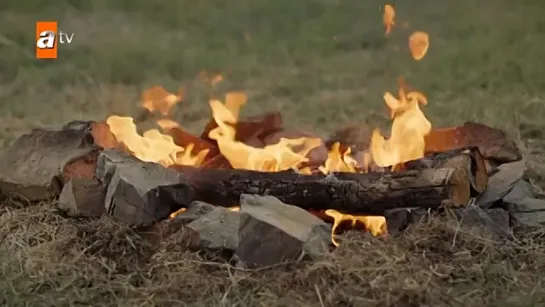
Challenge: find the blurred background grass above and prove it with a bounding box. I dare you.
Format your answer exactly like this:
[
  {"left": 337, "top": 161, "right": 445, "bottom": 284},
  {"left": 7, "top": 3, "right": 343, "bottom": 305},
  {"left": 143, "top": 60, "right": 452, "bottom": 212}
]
[{"left": 0, "top": 0, "right": 544, "bottom": 156}]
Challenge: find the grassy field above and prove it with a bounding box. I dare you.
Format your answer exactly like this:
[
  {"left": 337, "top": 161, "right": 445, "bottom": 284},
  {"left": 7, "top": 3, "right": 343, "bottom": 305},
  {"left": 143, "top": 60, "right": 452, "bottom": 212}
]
[{"left": 2, "top": 0, "right": 545, "bottom": 305}]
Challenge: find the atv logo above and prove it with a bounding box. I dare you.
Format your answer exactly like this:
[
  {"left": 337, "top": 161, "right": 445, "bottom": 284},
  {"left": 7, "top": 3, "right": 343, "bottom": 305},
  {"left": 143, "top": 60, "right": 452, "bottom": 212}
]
[{"left": 36, "top": 21, "right": 74, "bottom": 59}]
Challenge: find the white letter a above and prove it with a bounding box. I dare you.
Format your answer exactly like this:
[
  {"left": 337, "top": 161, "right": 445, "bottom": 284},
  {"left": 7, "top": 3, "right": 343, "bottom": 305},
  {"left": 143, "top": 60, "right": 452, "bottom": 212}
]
[{"left": 37, "top": 31, "right": 56, "bottom": 49}]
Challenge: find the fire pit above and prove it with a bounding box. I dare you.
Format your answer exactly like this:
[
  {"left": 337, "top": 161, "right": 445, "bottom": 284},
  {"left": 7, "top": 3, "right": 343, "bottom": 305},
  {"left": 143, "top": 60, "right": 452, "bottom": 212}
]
[
  {"left": 0, "top": 80, "right": 534, "bottom": 268},
  {"left": 0, "top": 5, "right": 541, "bottom": 269}
]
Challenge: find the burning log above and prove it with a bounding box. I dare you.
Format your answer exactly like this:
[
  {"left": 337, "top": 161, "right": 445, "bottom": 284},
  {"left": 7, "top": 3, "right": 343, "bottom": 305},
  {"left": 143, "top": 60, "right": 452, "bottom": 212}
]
[
  {"left": 424, "top": 122, "right": 522, "bottom": 164},
  {"left": 201, "top": 111, "right": 283, "bottom": 145},
  {"left": 327, "top": 122, "right": 522, "bottom": 170},
  {"left": 165, "top": 127, "right": 220, "bottom": 161},
  {"left": 173, "top": 164, "right": 472, "bottom": 215}
]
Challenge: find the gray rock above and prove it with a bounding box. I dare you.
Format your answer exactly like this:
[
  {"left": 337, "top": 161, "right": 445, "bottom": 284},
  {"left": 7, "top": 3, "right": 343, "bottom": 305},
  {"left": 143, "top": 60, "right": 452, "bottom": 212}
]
[
  {"left": 0, "top": 124, "right": 98, "bottom": 201},
  {"left": 58, "top": 177, "right": 106, "bottom": 217},
  {"left": 235, "top": 194, "right": 332, "bottom": 268},
  {"left": 96, "top": 149, "right": 191, "bottom": 226}
]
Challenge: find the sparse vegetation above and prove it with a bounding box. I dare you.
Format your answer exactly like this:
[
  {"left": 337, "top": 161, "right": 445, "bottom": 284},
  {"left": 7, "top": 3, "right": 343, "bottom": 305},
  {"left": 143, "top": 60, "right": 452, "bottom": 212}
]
[{"left": 2, "top": 0, "right": 545, "bottom": 305}]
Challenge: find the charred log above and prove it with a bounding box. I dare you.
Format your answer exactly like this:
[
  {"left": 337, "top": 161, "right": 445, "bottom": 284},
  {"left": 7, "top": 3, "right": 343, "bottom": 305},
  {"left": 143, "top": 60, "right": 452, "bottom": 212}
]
[{"left": 173, "top": 165, "right": 472, "bottom": 215}]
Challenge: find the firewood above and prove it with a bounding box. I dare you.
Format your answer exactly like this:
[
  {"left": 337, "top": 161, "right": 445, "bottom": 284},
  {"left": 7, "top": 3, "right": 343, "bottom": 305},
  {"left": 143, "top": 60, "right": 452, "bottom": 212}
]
[
  {"left": 165, "top": 127, "right": 219, "bottom": 160},
  {"left": 57, "top": 177, "right": 106, "bottom": 217},
  {"left": 0, "top": 121, "right": 100, "bottom": 201},
  {"left": 173, "top": 164, "right": 472, "bottom": 215},
  {"left": 200, "top": 154, "right": 233, "bottom": 169},
  {"left": 63, "top": 149, "right": 101, "bottom": 181},
  {"left": 476, "top": 159, "right": 526, "bottom": 208},
  {"left": 325, "top": 123, "right": 375, "bottom": 153},
  {"left": 201, "top": 111, "right": 283, "bottom": 143},
  {"left": 326, "top": 122, "right": 522, "bottom": 166},
  {"left": 235, "top": 194, "right": 332, "bottom": 268},
  {"left": 424, "top": 122, "right": 522, "bottom": 163},
  {"left": 403, "top": 147, "right": 489, "bottom": 195},
  {"left": 90, "top": 121, "right": 120, "bottom": 150},
  {"left": 96, "top": 149, "right": 192, "bottom": 226}
]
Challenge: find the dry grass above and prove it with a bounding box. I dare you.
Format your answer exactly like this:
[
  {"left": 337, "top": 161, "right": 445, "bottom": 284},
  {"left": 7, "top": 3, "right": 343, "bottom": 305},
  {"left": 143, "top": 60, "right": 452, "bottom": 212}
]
[
  {"left": 2, "top": 0, "right": 545, "bottom": 305},
  {"left": 2, "top": 201, "right": 545, "bottom": 306}
]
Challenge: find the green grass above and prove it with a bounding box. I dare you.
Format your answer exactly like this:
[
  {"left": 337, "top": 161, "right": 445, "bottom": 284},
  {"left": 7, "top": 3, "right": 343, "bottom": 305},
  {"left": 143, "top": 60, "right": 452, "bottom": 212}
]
[{"left": 2, "top": 0, "right": 545, "bottom": 305}]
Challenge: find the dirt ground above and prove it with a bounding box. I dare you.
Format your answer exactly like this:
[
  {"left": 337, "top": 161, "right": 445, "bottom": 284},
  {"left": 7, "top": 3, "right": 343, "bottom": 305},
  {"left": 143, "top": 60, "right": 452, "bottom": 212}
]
[{"left": 1, "top": 0, "right": 545, "bottom": 306}]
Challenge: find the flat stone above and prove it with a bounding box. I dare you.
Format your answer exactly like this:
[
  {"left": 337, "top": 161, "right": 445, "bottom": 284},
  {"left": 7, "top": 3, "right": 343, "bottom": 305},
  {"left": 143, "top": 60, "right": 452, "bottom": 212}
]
[
  {"left": 453, "top": 205, "right": 511, "bottom": 239},
  {"left": 57, "top": 177, "right": 106, "bottom": 218},
  {"left": 0, "top": 122, "right": 99, "bottom": 201},
  {"left": 235, "top": 194, "right": 332, "bottom": 268},
  {"left": 96, "top": 149, "right": 192, "bottom": 226},
  {"left": 476, "top": 160, "right": 526, "bottom": 208},
  {"left": 186, "top": 206, "right": 241, "bottom": 251}
]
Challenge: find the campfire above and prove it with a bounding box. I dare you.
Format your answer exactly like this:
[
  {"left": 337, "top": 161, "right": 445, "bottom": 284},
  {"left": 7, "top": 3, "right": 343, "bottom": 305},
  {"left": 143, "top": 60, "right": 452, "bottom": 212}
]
[{"left": 0, "top": 5, "right": 534, "bottom": 268}]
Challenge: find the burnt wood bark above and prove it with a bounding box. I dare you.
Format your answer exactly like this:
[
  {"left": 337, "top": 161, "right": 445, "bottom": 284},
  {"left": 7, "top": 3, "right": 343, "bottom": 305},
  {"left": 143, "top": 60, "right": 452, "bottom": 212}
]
[{"left": 173, "top": 165, "right": 472, "bottom": 215}]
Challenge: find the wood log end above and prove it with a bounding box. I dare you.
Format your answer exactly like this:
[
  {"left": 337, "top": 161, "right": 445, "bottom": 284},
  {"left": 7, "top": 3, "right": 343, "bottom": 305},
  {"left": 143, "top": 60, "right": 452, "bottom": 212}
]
[{"left": 447, "top": 168, "right": 472, "bottom": 208}]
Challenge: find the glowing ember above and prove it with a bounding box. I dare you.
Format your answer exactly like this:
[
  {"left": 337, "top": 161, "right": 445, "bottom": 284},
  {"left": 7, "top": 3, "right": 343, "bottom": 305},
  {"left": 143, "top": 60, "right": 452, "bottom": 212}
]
[
  {"left": 325, "top": 209, "right": 387, "bottom": 246},
  {"left": 408, "top": 31, "right": 430, "bottom": 61},
  {"left": 169, "top": 208, "right": 186, "bottom": 219},
  {"left": 383, "top": 4, "right": 396, "bottom": 36},
  {"left": 169, "top": 206, "right": 240, "bottom": 219}
]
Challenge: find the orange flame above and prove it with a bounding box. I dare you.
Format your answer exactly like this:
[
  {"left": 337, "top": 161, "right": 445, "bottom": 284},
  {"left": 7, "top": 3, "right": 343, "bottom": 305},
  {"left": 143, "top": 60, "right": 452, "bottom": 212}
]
[
  {"left": 208, "top": 94, "right": 323, "bottom": 172},
  {"left": 142, "top": 86, "right": 184, "bottom": 116},
  {"left": 370, "top": 84, "right": 431, "bottom": 169},
  {"left": 325, "top": 209, "right": 387, "bottom": 246},
  {"left": 409, "top": 31, "right": 430, "bottom": 61},
  {"left": 383, "top": 4, "right": 395, "bottom": 36},
  {"left": 105, "top": 86, "right": 209, "bottom": 168},
  {"left": 319, "top": 142, "right": 358, "bottom": 174}
]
